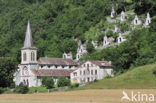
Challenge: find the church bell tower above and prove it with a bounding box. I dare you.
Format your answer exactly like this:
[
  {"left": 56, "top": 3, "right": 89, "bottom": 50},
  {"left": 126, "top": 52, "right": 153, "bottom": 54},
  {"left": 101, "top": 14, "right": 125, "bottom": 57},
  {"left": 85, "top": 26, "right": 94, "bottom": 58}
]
[{"left": 21, "top": 20, "right": 37, "bottom": 64}]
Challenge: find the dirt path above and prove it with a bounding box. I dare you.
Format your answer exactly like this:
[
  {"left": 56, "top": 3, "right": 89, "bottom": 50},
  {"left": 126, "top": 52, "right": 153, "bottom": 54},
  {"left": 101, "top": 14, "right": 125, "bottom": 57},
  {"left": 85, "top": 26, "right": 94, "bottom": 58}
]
[{"left": 0, "top": 89, "right": 156, "bottom": 103}]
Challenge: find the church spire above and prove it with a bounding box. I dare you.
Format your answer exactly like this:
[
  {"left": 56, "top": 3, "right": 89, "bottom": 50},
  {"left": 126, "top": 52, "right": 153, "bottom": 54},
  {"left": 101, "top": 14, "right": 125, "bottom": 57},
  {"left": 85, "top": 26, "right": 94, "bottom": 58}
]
[{"left": 24, "top": 20, "right": 33, "bottom": 48}]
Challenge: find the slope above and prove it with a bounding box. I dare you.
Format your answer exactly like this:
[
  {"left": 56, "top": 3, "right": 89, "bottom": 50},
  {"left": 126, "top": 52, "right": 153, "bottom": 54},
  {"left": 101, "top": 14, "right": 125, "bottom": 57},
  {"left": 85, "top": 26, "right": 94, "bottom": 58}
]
[{"left": 79, "top": 63, "right": 156, "bottom": 89}]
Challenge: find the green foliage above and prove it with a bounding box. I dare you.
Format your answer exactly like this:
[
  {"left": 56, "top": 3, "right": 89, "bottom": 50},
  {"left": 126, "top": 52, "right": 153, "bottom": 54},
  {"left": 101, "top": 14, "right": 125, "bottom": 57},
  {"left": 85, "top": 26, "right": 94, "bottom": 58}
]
[
  {"left": 94, "top": 79, "right": 98, "bottom": 82},
  {"left": 153, "top": 68, "right": 156, "bottom": 75},
  {"left": 0, "top": 0, "right": 113, "bottom": 59},
  {"left": 29, "top": 86, "right": 47, "bottom": 93},
  {"left": 86, "top": 41, "right": 94, "bottom": 53},
  {"left": 70, "top": 83, "right": 79, "bottom": 88},
  {"left": 0, "top": 87, "right": 6, "bottom": 94},
  {"left": 42, "top": 77, "right": 54, "bottom": 89},
  {"left": 14, "top": 85, "right": 29, "bottom": 94},
  {"left": 132, "top": 0, "right": 156, "bottom": 15},
  {"left": 10, "top": 82, "right": 16, "bottom": 89},
  {"left": 105, "top": 76, "right": 112, "bottom": 79},
  {"left": 120, "top": 22, "right": 130, "bottom": 32},
  {"left": 0, "top": 57, "right": 17, "bottom": 87},
  {"left": 150, "top": 16, "right": 156, "bottom": 32},
  {"left": 57, "top": 77, "right": 70, "bottom": 87}
]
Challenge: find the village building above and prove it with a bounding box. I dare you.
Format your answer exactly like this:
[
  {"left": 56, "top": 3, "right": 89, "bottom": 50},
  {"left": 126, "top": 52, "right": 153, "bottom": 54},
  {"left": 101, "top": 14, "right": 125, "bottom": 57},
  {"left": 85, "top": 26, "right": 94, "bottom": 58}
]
[
  {"left": 117, "top": 33, "right": 127, "bottom": 44},
  {"left": 70, "top": 61, "right": 114, "bottom": 83},
  {"left": 120, "top": 11, "right": 127, "bottom": 22},
  {"left": 63, "top": 52, "right": 73, "bottom": 60},
  {"left": 132, "top": 15, "right": 142, "bottom": 25},
  {"left": 111, "top": 7, "right": 117, "bottom": 18},
  {"left": 103, "top": 36, "right": 114, "bottom": 47},
  {"left": 144, "top": 13, "right": 151, "bottom": 27},
  {"left": 76, "top": 44, "right": 87, "bottom": 61},
  {"left": 14, "top": 21, "right": 78, "bottom": 87},
  {"left": 113, "top": 25, "right": 121, "bottom": 33}
]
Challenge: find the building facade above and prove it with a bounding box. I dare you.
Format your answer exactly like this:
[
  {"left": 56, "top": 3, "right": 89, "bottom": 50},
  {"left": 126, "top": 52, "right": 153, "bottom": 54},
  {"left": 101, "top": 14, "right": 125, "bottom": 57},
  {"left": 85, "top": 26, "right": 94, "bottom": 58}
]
[{"left": 70, "top": 61, "right": 114, "bottom": 83}]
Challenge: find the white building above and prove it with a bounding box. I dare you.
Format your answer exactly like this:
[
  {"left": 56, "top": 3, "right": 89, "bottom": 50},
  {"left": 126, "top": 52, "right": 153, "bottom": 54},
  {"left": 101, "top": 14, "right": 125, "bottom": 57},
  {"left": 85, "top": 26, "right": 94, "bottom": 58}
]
[
  {"left": 117, "top": 33, "right": 127, "bottom": 44},
  {"left": 132, "top": 15, "right": 142, "bottom": 25},
  {"left": 63, "top": 52, "right": 73, "bottom": 60},
  {"left": 76, "top": 44, "right": 87, "bottom": 61},
  {"left": 113, "top": 25, "right": 121, "bottom": 33},
  {"left": 103, "top": 36, "right": 114, "bottom": 47},
  {"left": 144, "top": 13, "right": 151, "bottom": 27},
  {"left": 14, "top": 21, "right": 78, "bottom": 87},
  {"left": 70, "top": 61, "right": 114, "bottom": 83},
  {"left": 120, "top": 11, "right": 127, "bottom": 22},
  {"left": 111, "top": 7, "right": 117, "bottom": 18}
]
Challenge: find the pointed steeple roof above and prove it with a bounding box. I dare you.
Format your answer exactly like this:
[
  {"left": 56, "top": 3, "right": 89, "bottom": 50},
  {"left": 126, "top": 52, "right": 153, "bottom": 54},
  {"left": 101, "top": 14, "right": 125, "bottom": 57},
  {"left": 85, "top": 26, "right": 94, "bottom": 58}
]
[{"left": 23, "top": 20, "right": 34, "bottom": 48}]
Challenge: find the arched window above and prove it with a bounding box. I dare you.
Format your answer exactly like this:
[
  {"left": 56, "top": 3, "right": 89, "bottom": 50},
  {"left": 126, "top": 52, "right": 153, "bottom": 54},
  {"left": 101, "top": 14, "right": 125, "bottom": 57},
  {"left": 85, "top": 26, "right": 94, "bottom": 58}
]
[
  {"left": 31, "top": 52, "right": 35, "bottom": 61},
  {"left": 23, "top": 52, "right": 27, "bottom": 61},
  {"left": 136, "top": 20, "right": 137, "bottom": 24}
]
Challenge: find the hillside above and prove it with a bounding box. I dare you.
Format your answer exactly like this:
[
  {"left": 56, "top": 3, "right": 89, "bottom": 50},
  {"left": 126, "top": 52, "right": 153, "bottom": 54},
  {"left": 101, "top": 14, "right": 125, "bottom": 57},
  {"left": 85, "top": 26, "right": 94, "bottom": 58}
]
[{"left": 78, "top": 63, "right": 156, "bottom": 89}]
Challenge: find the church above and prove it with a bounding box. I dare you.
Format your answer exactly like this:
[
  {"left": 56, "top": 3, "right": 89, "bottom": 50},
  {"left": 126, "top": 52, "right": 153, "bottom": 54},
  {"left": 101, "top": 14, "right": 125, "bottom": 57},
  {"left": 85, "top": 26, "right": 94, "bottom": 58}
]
[
  {"left": 14, "top": 21, "right": 114, "bottom": 87},
  {"left": 14, "top": 21, "right": 79, "bottom": 87}
]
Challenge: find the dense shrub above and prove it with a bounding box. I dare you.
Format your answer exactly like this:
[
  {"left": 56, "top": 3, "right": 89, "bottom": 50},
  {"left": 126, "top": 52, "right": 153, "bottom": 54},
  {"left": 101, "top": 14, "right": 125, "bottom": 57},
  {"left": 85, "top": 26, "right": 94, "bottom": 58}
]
[
  {"left": 42, "top": 77, "right": 54, "bottom": 89},
  {"left": 0, "top": 87, "right": 5, "bottom": 94},
  {"left": 0, "top": 57, "right": 17, "bottom": 87},
  {"left": 57, "top": 77, "right": 70, "bottom": 87},
  {"left": 14, "top": 85, "right": 29, "bottom": 94},
  {"left": 10, "top": 82, "right": 16, "bottom": 89},
  {"left": 86, "top": 41, "right": 95, "bottom": 53},
  {"left": 105, "top": 76, "right": 112, "bottom": 79},
  {"left": 153, "top": 69, "right": 156, "bottom": 75},
  {"left": 70, "top": 83, "right": 79, "bottom": 88}
]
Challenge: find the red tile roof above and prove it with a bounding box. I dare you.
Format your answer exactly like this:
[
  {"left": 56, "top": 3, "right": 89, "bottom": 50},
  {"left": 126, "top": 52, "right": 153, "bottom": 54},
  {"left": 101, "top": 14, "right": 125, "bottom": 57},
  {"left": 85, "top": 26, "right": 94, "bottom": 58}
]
[
  {"left": 90, "top": 60, "right": 112, "bottom": 67},
  {"left": 32, "top": 69, "right": 76, "bottom": 77},
  {"left": 38, "top": 57, "right": 78, "bottom": 66}
]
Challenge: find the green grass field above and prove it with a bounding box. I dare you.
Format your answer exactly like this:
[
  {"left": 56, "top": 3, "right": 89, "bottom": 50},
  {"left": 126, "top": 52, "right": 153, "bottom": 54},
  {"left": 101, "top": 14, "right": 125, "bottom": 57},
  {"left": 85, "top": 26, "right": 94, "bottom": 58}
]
[{"left": 78, "top": 63, "right": 156, "bottom": 89}]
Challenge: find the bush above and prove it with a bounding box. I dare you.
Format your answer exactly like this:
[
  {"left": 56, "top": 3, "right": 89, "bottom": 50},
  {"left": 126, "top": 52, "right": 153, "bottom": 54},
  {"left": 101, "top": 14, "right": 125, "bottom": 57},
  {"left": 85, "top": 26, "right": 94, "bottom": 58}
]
[
  {"left": 70, "top": 83, "right": 79, "bottom": 88},
  {"left": 42, "top": 77, "right": 54, "bottom": 89},
  {"left": 14, "top": 85, "right": 29, "bottom": 94},
  {"left": 94, "top": 79, "right": 98, "bottom": 82},
  {"left": 10, "top": 82, "right": 16, "bottom": 89},
  {"left": 153, "top": 69, "right": 156, "bottom": 75},
  {"left": 57, "top": 77, "right": 70, "bottom": 87},
  {"left": 0, "top": 87, "right": 5, "bottom": 94},
  {"left": 105, "top": 75, "right": 112, "bottom": 79}
]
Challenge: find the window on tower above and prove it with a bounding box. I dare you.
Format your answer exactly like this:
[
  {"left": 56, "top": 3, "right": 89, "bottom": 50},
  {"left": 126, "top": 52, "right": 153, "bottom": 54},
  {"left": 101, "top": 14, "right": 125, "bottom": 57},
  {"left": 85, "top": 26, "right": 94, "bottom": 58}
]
[
  {"left": 23, "top": 52, "right": 27, "bottom": 61},
  {"left": 31, "top": 51, "right": 35, "bottom": 61}
]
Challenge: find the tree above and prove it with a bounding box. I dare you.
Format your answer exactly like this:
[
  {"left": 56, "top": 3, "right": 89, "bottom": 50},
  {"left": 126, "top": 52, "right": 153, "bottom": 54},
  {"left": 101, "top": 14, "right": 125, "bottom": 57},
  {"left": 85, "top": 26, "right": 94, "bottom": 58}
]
[
  {"left": 14, "top": 85, "right": 29, "bottom": 94},
  {"left": 57, "top": 77, "right": 70, "bottom": 87},
  {"left": 42, "top": 77, "right": 54, "bottom": 89},
  {"left": 0, "top": 57, "right": 17, "bottom": 87},
  {"left": 86, "top": 41, "right": 95, "bottom": 53}
]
